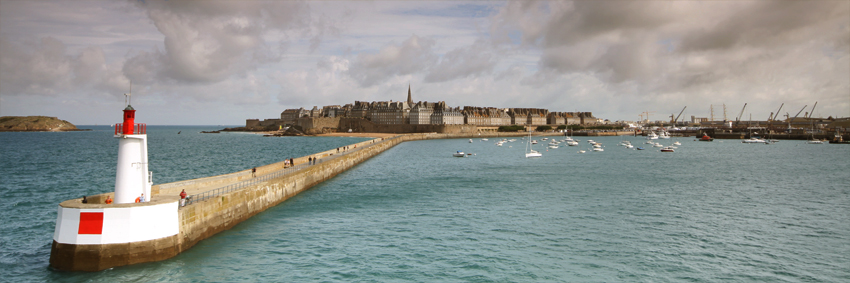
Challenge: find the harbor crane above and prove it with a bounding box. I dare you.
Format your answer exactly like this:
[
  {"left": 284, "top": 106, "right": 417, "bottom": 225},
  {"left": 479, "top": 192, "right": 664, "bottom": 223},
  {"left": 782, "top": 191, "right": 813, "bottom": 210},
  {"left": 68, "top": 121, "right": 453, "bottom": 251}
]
[
  {"left": 669, "top": 106, "right": 687, "bottom": 125},
  {"left": 788, "top": 105, "right": 807, "bottom": 131},
  {"left": 640, "top": 111, "right": 655, "bottom": 123},
  {"left": 735, "top": 103, "right": 747, "bottom": 126},
  {"left": 808, "top": 101, "right": 817, "bottom": 118},
  {"left": 767, "top": 103, "right": 784, "bottom": 130}
]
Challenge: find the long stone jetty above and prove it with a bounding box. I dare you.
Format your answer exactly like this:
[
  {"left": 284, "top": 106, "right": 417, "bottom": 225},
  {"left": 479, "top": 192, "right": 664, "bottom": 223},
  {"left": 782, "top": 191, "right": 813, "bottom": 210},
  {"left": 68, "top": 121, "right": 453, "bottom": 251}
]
[{"left": 50, "top": 131, "right": 552, "bottom": 271}]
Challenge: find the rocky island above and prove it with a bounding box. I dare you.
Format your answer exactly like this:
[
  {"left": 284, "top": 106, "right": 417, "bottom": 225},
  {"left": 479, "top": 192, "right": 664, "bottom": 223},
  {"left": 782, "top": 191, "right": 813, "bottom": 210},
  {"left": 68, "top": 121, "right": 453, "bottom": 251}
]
[{"left": 0, "top": 116, "right": 83, "bottom": 132}]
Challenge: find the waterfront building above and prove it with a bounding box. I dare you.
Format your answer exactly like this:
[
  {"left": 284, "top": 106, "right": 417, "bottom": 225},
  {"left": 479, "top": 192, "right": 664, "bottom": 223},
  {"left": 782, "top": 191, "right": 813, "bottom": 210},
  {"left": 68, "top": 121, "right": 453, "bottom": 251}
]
[
  {"left": 462, "top": 107, "right": 511, "bottom": 126},
  {"left": 309, "top": 106, "right": 322, "bottom": 118},
  {"left": 322, "top": 105, "right": 342, "bottom": 118},
  {"left": 281, "top": 108, "right": 309, "bottom": 124},
  {"left": 431, "top": 102, "right": 464, "bottom": 125},
  {"left": 509, "top": 108, "right": 548, "bottom": 125},
  {"left": 410, "top": 101, "right": 435, "bottom": 125},
  {"left": 370, "top": 100, "right": 410, "bottom": 124},
  {"left": 548, "top": 112, "right": 586, "bottom": 125},
  {"left": 350, "top": 101, "right": 371, "bottom": 118}
]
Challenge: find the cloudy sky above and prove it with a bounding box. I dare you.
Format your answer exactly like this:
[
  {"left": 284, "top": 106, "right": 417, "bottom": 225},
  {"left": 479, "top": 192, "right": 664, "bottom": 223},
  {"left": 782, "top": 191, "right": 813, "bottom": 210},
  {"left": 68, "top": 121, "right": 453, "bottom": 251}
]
[{"left": 1, "top": 0, "right": 848, "bottom": 125}]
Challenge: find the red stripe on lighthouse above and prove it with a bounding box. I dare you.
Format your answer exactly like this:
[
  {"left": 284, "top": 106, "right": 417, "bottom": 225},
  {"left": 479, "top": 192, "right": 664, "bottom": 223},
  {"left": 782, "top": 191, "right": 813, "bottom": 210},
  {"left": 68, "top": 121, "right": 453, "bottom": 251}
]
[{"left": 78, "top": 212, "right": 104, "bottom": 234}]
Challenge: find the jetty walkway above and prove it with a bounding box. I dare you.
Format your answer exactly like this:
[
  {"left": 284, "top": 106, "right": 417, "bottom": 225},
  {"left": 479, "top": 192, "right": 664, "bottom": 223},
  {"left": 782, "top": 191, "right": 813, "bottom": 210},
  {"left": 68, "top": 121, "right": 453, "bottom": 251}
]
[{"left": 149, "top": 131, "right": 554, "bottom": 260}]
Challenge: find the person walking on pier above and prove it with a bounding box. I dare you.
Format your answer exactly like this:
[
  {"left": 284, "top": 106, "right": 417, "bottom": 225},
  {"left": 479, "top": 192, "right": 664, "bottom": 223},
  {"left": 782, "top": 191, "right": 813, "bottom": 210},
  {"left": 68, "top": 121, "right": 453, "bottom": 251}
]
[
  {"left": 252, "top": 167, "right": 257, "bottom": 177},
  {"left": 105, "top": 196, "right": 112, "bottom": 204},
  {"left": 81, "top": 196, "right": 88, "bottom": 204},
  {"left": 308, "top": 157, "right": 312, "bottom": 165},
  {"left": 179, "top": 189, "right": 187, "bottom": 206},
  {"left": 290, "top": 158, "right": 294, "bottom": 166}
]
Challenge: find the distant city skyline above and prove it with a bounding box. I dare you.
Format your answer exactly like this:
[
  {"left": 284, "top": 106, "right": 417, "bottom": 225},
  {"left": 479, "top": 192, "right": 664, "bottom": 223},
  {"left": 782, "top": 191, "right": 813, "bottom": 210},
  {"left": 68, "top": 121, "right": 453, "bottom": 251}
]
[{"left": 1, "top": 1, "right": 848, "bottom": 125}]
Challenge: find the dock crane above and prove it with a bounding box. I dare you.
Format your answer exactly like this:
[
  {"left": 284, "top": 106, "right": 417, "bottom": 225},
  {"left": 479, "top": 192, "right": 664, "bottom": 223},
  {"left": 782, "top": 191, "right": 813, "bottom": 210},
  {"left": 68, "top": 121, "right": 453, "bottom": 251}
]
[
  {"left": 669, "top": 106, "right": 686, "bottom": 125},
  {"left": 808, "top": 101, "right": 817, "bottom": 118},
  {"left": 640, "top": 111, "right": 655, "bottom": 123},
  {"left": 767, "top": 103, "right": 783, "bottom": 130},
  {"left": 788, "top": 105, "right": 807, "bottom": 131},
  {"left": 735, "top": 103, "right": 747, "bottom": 126}
]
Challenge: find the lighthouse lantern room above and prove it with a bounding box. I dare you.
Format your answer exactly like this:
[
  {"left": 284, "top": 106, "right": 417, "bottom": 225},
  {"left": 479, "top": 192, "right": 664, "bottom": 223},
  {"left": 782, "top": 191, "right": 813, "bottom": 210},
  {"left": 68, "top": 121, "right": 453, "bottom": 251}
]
[{"left": 113, "top": 91, "right": 151, "bottom": 204}]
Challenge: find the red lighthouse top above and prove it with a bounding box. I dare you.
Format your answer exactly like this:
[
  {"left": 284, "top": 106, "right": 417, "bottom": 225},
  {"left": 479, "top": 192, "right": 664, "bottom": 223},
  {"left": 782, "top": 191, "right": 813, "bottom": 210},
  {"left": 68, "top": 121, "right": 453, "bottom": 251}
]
[
  {"left": 115, "top": 105, "right": 145, "bottom": 135},
  {"left": 122, "top": 105, "right": 136, "bottom": 135}
]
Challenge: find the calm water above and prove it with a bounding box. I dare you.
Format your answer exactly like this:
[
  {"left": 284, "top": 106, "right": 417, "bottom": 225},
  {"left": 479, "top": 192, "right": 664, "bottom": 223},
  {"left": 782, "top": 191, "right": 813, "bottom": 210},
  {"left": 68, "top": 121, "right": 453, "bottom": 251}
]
[{"left": 1, "top": 129, "right": 848, "bottom": 282}]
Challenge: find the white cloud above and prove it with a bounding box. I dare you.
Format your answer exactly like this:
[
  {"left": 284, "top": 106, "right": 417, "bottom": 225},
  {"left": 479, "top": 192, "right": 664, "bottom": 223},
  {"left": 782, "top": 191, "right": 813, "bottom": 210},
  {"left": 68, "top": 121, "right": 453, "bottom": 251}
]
[
  {"left": 424, "top": 40, "right": 497, "bottom": 83},
  {"left": 1, "top": 1, "right": 848, "bottom": 124},
  {"left": 348, "top": 34, "right": 438, "bottom": 87}
]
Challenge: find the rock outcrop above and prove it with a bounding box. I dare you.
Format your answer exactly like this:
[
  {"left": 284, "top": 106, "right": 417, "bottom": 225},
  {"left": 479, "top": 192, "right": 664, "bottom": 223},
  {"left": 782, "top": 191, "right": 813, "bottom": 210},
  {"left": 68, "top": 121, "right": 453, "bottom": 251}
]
[{"left": 0, "top": 116, "right": 81, "bottom": 132}]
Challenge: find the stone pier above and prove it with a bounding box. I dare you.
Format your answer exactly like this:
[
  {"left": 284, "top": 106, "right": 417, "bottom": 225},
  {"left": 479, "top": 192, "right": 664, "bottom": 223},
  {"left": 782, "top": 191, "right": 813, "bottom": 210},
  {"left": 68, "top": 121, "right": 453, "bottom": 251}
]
[{"left": 50, "top": 131, "right": 551, "bottom": 271}]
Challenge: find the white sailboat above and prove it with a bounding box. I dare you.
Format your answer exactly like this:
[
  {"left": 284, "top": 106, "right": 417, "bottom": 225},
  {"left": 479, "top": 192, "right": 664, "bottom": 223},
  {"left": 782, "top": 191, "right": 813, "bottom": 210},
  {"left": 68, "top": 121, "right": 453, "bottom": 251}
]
[{"left": 525, "top": 131, "right": 542, "bottom": 158}]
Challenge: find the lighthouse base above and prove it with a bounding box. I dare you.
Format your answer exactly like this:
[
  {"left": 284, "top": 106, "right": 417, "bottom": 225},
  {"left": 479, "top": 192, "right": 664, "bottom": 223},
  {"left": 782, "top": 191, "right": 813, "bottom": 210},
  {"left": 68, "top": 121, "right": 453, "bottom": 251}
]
[
  {"left": 49, "top": 235, "right": 179, "bottom": 272},
  {"left": 50, "top": 195, "right": 180, "bottom": 271}
]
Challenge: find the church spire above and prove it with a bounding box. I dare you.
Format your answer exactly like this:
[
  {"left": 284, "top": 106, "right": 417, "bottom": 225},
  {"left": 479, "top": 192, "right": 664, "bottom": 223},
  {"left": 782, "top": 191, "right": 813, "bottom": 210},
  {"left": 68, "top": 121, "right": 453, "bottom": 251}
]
[{"left": 407, "top": 84, "right": 413, "bottom": 106}]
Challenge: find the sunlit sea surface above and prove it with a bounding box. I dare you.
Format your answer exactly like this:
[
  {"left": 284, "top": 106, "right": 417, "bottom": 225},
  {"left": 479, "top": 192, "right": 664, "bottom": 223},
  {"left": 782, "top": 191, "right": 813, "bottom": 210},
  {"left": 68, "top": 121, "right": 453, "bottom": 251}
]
[{"left": 1, "top": 126, "right": 848, "bottom": 282}]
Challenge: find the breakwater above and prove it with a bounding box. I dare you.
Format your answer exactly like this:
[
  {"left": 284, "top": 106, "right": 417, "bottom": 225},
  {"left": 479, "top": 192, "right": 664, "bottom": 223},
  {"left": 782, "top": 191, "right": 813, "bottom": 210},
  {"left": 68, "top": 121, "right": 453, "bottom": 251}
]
[{"left": 50, "top": 131, "right": 550, "bottom": 271}]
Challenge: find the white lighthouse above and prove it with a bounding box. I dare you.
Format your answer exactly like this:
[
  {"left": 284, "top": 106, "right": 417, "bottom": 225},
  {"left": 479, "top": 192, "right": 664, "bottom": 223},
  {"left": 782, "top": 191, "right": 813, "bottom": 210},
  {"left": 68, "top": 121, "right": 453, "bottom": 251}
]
[{"left": 113, "top": 93, "right": 152, "bottom": 204}]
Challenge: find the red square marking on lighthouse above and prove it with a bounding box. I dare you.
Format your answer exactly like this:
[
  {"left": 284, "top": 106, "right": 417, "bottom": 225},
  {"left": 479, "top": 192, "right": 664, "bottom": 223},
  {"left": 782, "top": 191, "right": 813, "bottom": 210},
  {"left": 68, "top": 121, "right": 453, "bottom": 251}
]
[{"left": 78, "top": 212, "right": 104, "bottom": 235}]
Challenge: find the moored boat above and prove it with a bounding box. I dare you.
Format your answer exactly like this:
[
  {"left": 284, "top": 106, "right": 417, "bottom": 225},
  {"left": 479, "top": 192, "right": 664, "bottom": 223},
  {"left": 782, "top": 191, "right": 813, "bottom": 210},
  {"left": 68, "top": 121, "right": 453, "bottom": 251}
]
[{"left": 742, "top": 137, "right": 766, "bottom": 143}]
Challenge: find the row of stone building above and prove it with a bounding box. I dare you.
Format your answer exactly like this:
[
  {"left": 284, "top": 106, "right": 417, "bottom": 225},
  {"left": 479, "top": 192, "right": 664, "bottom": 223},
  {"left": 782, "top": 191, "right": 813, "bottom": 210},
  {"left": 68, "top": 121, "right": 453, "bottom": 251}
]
[{"left": 251, "top": 86, "right": 598, "bottom": 128}]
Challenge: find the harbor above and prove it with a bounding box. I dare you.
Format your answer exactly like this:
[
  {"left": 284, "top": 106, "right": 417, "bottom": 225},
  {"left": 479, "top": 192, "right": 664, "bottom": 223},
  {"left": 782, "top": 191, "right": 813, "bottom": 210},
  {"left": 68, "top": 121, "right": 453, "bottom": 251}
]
[
  {"left": 3, "top": 125, "right": 848, "bottom": 281},
  {"left": 48, "top": 117, "right": 562, "bottom": 271}
]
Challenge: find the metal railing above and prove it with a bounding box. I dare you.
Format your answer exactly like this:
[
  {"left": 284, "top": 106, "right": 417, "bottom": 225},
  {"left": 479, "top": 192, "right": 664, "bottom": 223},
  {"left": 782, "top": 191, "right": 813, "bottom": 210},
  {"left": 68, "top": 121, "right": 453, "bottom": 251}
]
[
  {"left": 114, "top": 123, "right": 147, "bottom": 135},
  {"left": 182, "top": 136, "right": 400, "bottom": 207}
]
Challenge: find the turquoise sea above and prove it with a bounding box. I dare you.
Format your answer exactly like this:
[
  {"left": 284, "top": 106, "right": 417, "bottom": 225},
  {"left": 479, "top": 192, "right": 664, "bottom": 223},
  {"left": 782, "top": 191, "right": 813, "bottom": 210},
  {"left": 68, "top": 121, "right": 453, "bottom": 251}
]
[{"left": 1, "top": 127, "right": 848, "bottom": 282}]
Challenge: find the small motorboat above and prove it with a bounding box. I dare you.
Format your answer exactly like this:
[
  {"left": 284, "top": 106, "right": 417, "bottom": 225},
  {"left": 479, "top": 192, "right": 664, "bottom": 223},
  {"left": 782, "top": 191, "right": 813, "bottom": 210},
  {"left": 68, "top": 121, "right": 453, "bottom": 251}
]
[
  {"left": 699, "top": 134, "right": 714, "bottom": 141},
  {"left": 453, "top": 151, "right": 465, "bottom": 157},
  {"left": 469, "top": 139, "right": 473, "bottom": 143},
  {"left": 592, "top": 147, "right": 604, "bottom": 152},
  {"left": 742, "top": 137, "right": 767, "bottom": 143},
  {"left": 636, "top": 147, "right": 645, "bottom": 150},
  {"left": 660, "top": 146, "right": 675, "bottom": 152},
  {"left": 577, "top": 150, "right": 586, "bottom": 153}
]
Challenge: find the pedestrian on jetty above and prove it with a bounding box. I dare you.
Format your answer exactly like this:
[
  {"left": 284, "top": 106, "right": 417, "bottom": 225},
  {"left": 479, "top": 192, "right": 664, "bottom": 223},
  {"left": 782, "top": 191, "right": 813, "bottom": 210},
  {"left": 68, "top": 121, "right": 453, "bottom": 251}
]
[
  {"left": 105, "top": 196, "right": 112, "bottom": 204},
  {"left": 179, "top": 189, "right": 187, "bottom": 206},
  {"left": 81, "top": 196, "right": 88, "bottom": 204},
  {"left": 252, "top": 167, "right": 257, "bottom": 177},
  {"left": 308, "top": 157, "right": 312, "bottom": 165},
  {"left": 290, "top": 158, "right": 294, "bottom": 166}
]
